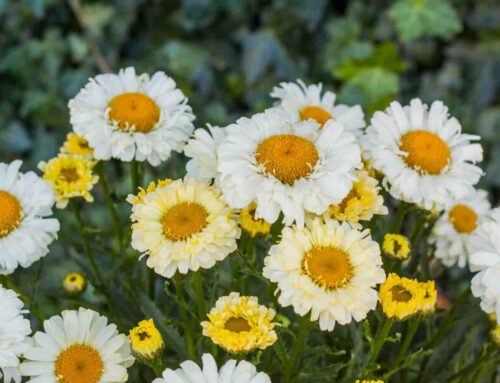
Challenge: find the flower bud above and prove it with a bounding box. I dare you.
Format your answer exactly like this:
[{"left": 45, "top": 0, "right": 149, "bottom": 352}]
[{"left": 130, "top": 319, "right": 165, "bottom": 361}]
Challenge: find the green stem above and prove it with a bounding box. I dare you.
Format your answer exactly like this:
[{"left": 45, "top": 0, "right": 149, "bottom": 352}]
[
  {"left": 174, "top": 275, "right": 196, "bottom": 359},
  {"left": 368, "top": 318, "right": 394, "bottom": 366},
  {"left": 70, "top": 200, "right": 105, "bottom": 287},
  {"left": 418, "top": 289, "right": 471, "bottom": 382},
  {"left": 408, "top": 215, "right": 427, "bottom": 274},
  {"left": 392, "top": 202, "right": 410, "bottom": 233},
  {"left": 131, "top": 160, "right": 140, "bottom": 191},
  {"left": 96, "top": 165, "right": 123, "bottom": 252},
  {"left": 392, "top": 317, "right": 421, "bottom": 368},
  {"left": 284, "top": 316, "right": 310, "bottom": 383},
  {"left": 148, "top": 268, "right": 156, "bottom": 300},
  {"left": 192, "top": 270, "right": 206, "bottom": 320}
]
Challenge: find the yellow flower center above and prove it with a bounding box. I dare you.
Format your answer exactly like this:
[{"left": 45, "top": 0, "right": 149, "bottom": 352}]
[
  {"left": 299, "top": 106, "right": 333, "bottom": 127},
  {"left": 255, "top": 134, "right": 319, "bottom": 185},
  {"left": 161, "top": 202, "right": 208, "bottom": 241},
  {"left": 224, "top": 317, "right": 251, "bottom": 333},
  {"left": 449, "top": 204, "right": 477, "bottom": 234},
  {"left": 0, "top": 190, "right": 22, "bottom": 238},
  {"left": 302, "top": 246, "right": 353, "bottom": 289},
  {"left": 108, "top": 92, "right": 160, "bottom": 133},
  {"left": 55, "top": 344, "right": 103, "bottom": 383},
  {"left": 60, "top": 167, "right": 80, "bottom": 183},
  {"left": 400, "top": 130, "right": 451, "bottom": 175},
  {"left": 390, "top": 285, "right": 413, "bottom": 302}
]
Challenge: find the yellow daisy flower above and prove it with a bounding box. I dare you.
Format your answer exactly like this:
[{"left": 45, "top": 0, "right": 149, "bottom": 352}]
[
  {"left": 379, "top": 273, "right": 427, "bottom": 320},
  {"left": 63, "top": 272, "right": 86, "bottom": 294},
  {"left": 419, "top": 280, "right": 437, "bottom": 315},
  {"left": 130, "top": 319, "right": 165, "bottom": 361},
  {"left": 382, "top": 234, "right": 411, "bottom": 260},
  {"left": 324, "top": 170, "right": 387, "bottom": 224},
  {"left": 239, "top": 202, "right": 271, "bottom": 237},
  {"left": 60, "top": 133, "right": 94, "bottom": 157},
  {"left": 38, "top": 154, "right": 99, "bottom": 209},
  {"left": 201, "top": 292, "right": 277, "bottom": 354}
]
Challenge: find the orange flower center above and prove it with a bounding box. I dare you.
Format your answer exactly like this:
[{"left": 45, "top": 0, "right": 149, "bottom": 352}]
[
  {"left": 255, "top": 134, "right": 319, "bottom": 185},
  {"left": 108, "top": 92, "right": 160, "bottom": 133},
  {"left": 299, "top": 106, "right": 333, "bottom": 127},
  {"left": 55, "top": 344, "right": 103, "bottom": 383},
  {"left": 448, "top": 204, "right": 478, "bottom": 234},
  {"left": 302, "top": 246, "right": 353, "bottom": 289},
  {"left": 224, "top": 317, "right": 251, "bottom": 333},
  {"left": 0, "top": 190, "right": 22, "bottom": 238},
  {"left": 161, "top": 202, "right": 208, "bottom": 241},
  {"left": 400, "top": 130, "right": 451, "bottom": 175}
]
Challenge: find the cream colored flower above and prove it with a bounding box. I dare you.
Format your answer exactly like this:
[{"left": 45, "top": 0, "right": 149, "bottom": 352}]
[
  {"left": 263, "top": 217, "right": 385, "bottom": 331},
  {"left": 129, "top": 178, "right": 240, "bottom": 278}
]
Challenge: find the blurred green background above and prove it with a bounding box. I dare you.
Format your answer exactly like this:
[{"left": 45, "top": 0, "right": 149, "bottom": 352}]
[
  {"left": 1, "top": 0, "right": 498, "bottom": 192},
  {"left": 1, "top": 1, "right": 499, "bottom": 380}
]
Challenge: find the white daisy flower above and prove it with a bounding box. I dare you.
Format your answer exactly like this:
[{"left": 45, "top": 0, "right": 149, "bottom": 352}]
[
  {"left": 468, "top": 207, "right": 500, "bottom": 323},
  {"left": 362, "top": 99, "right": 483, "bottom": 211},
  {"left": 184, "top": 125, "right": 227, "bottom": 182},
  {"left": 69, "top": 67, "right": 195, "bottom": 166},
  {"left": 129, "top": 178, "right": 240, "bottom": 278},
  {"left": 0, "top": 160, "right": 60, "bottom": 275},
  {"left": 217, "top": 108, "right": 362, "bottom": 227},
  {"left": 20, "top": 308, "right": 134, "bottom": 383},
  {"left": 270, "top": 80, "right": 365, "bottom": 135},
  {"left": 262, "top": 217, "right": 385, "bottom": 331},
  {"left": 430, "top": 189, "right": 490, "bottom": 268},
  {"left": 0, "top": 286, "right": 31, "bottom": 383},
  {"left": 153, "top": 353, "right": 271, "bottom": 383}
]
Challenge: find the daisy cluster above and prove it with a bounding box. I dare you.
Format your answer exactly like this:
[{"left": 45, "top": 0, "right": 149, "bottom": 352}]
[{"left": 0, "top": 67, "right": 498, "bottom": 382}]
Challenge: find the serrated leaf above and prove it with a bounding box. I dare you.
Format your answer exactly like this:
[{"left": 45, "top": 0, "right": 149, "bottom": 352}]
[{"left": 389, "top": 0, "right": 462, "bottom": 41}]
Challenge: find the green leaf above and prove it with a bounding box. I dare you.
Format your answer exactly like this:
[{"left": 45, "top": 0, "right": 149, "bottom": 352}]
[
  {"left": 138, "top": 292, "right": 187, "bottom": 358},
  {"left": 349, "top": 68, "right": 399, "bottom": 104},
  {"left": 333, "top": 42, "right": 406, "bottom": 81},
  {"left": 389, "top": 0, "right": 462, "bottom": 41}
]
